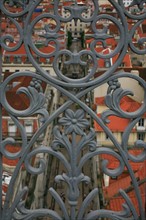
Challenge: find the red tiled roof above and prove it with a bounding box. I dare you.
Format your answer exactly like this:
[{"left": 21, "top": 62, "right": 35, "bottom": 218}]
[
  {"left": 94, "top": 96, "right": 105, "bottom": 105},
  {"left": 103, "top": 170, "right": 143, "bottom": 199},
  {"left": 109, "top": 193, "right": 145, "bottom": 213},
  {"left": 77, "top": 0, "right": 85, "bottom": 2},
  {"left": 2, "top": 145, "right": 21, "bottom": 167},
  {"left": 86, "top": 44, "right": 132, "bottom": 68},
  {"left": 2, "top": 183, "right": 8, "bottom": 194},
  {"left": 6, "top": 91, "right": 29, "bottom": 111},
  {"left": 100, "top": 4, "right": 112, "bottom": 7},
  {"left": 104, "top": 160, "right": 146, "bottom": 214},
  {"left": 101, "top": 150, "right": 144, "bottom": 172},
  {"left": 139, "top": 32, "right": 146, "bottom": 37},
  {"left": 94, "top": 96, "right": 143, "bottom": 132},
  {"left": 104, "top": 175, "right": 131, "bottom": 198},
  {"left": 136, "top": 160, "right": 146, "bottom": 180},
  {"left": 63, "top": 1, "right": 73, "bottom": 6},
  {"left": 104, "top": 159, "right": 145, "bottom": 213},
  {"left": 4, "top": 42, "right": 55, "bottom": 63},
  {"left": 94, "top": 114, "right": 131, "bottom": 132},
  {"left": 2, "top": 74, "right": 46, "bottom": 115},
  {"left": 1, "top": 23, "right": 7, "bottom": 30},
  {"left": 120, "top": 96, "right": 141, "bottom": 112}
]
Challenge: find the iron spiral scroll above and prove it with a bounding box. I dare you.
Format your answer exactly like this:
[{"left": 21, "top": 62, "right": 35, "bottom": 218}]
[{"left": 0, "top": 0, "right": 146, "bottom": 219}]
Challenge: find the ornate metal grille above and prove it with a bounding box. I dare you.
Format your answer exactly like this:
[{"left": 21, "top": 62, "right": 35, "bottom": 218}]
[{"left": 0, "top": 0, "right": 146, "bottom": 219}]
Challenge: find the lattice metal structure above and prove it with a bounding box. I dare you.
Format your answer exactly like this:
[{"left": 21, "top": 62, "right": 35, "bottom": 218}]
[{"left": 0, "top": 0, "right": 146, "bottom": 219}]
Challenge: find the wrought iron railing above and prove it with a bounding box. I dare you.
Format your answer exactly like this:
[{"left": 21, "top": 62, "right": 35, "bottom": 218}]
[{"left": 0, "top": 0, "right": 146, "bottom": 219}]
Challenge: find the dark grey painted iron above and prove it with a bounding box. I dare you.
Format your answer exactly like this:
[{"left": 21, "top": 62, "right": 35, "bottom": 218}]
[{"left": 0, "top": 0, "right": 146, "bottom": 219}]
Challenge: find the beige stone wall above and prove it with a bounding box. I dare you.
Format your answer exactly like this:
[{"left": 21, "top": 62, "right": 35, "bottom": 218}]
[
  {"left": 96, "top": 131, "right": 139, "bottom": 147},
  {"left": 94, "top": 72, "right": 144, "bottom": 103},
  {"left": 2, "top": 64, "right": 56, "bottom": 76}
]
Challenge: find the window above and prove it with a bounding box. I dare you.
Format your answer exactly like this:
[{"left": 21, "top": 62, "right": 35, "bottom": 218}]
[
  {"left": 25, "top": 56, "right": 30, "bottom": 64},
  {"left": 105, "top": 134, "right": 110, "bottom": 140},
  {"left": 25, "top": 121, "right": 33, "bottom": 134},
  {"left": 14, "top": 55, "right": 21, "bottom": 63},
  {"left": 8, "top": 120, "right": 17, "bottom": 135},
  {"left": 120, "top": 62, "right": 125, "bottom": 67},
  {"left": 111, "top": 176, "right": 117, "bottom": 180},
  {"left": 4, "top": 55, "right": 10, "bottom": 63},
  {"left": 104, "top": 59, "right": 111, "bottom": 68},
  {"left": 138, "top": 118, "right": 144, "bottom": 126},
  {"left": 2, "top": 172, "right": 11, "bottom": 184},
  {"left": 72, "top": 73, "right": 78, "bottom": 79},
  {"left": 36, "top": 56, "right": 41, "bottom": 63},
  {"left": 137, "top": 133, "right": 145, "bottom": 141},
  {"left": 46, "top": 58, "right": 50, "bottom": 64}
]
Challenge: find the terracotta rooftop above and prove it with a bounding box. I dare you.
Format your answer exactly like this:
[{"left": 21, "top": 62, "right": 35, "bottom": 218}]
[
  {"left": 94, "top": 96, "right": 144, "bottom": 132},
  {"left": 2, "top": 145, "right": 21, "bottom": 167},
  {"left": 101, "top": 150, "right": 144, "bottom": 173},
  {"left": 108, "top": 193, "right": 145, "bottom": 213},
  {"left": 104, "top": 161, "right": 146, "bottom": 213}
]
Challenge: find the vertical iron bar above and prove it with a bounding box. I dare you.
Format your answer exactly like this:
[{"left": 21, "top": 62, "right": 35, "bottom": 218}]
[
  {"left": 0, "top": 5, "right": 2, "bottom": 82},
  {"left": 0, "top": 1, "right": 145, "bottom": 219},
  {"left": 0, "top": 7, "right": 3, "bottom": 217},
  {"left": 0, "top": 104, "right": 2, "bottom": 217}
]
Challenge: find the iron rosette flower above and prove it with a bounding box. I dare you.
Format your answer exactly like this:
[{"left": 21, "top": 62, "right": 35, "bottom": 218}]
[{"left": 59, "top": 109, "right": 89, "bottom": 135}]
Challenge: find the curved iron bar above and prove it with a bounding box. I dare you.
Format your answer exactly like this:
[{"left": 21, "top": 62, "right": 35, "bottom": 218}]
[
  {"left": 1, "top": 115, "right": 27, "bottom": 159},
  {"left": 1, "top": 71, "right": 146, "bottom": 219},
  {"left": 1, "top": 69, "right": 146, "bottom": 218},
  {"left": 22, "top": 0, "right": 128, "bottom": 88},
  {"left": 118, "top": 0, "right": 146, "bottom": 20},
  {"left": 0, "top": 0, "right": 146, "bottom": 219},
  {"left": 5, "top": 82, "right": 145, "bottom": 218},
  {"left": 0, "top": 17, "right": 23, "bottom": 52},
  {"left": 129, "top": 19, "right": 146, "bottom": 55}
]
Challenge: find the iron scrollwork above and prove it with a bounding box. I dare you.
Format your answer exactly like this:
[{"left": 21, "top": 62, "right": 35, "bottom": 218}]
[{"left": 0, "top": 0, "right": 146, "bottom": 219}]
